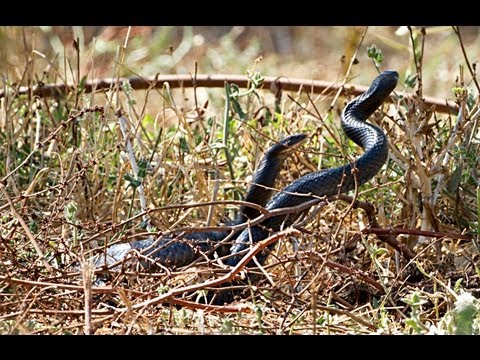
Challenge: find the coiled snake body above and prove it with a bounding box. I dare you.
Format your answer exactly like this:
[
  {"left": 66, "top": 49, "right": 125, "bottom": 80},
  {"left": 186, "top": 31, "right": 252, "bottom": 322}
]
[{"left": 96, "top": 70, "right": 399, "bottom": 270}]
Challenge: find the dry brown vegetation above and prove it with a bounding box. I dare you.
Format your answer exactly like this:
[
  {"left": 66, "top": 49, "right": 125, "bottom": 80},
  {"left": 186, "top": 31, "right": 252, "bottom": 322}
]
[{"left": 0, "top": 26, "right": 479, "bottom": 334}]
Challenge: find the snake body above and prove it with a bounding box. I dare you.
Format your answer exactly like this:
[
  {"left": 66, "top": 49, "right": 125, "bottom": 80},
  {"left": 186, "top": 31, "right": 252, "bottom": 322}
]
[{"left": 96, "top": 70, "right": 398, "bottom": 270}]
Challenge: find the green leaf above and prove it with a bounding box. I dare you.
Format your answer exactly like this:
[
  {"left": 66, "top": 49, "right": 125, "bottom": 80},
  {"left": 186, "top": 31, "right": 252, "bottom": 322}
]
[
  {"left": 454, "top": 278, "right": 464, "bottom": 293},
  {"left": 254, "top": 304, "right": 263, "bottom": 321},
  {"left": 446, "top": 165, "right": 463, "bottom": 194},
  {"left": 179, "top": 136, "right": 189, "bottom": 154},
  {"left": 77, "top": 75, "right": 88, "bottom": 94},
  {"left": 228, "top": 83, "right": 240, "bottom": 97},
  {"left": 157, "top": 286, "right": 169, "bottom": 294},
  {"left": 401, "top": 292, "right": 427, "bottom": 307},
  {"left": 367, "top": 44, "right": 384, "bottom": 66},
  {"left": 221, "top": 319, "right": 234, "bottom": 333},
  {"left": 405, "top": 73, "right": 418, "bottom": 89},
  {"left": 405, "top": 318, "right": 424, "bottom": 334},
  {"left": 142, "top": 113, "right": 154, "bottom": 128},
  {"left": 230, "top": 97, "right": 246, "bottom": 120},
  {"left": 64, "top": 201, "right": 78, "bottom": 222},
  {"left": 467, "top": 91, "right": 476, "bottom": 110},
  {"left": 248, "top": 71, "right": 264, "bottom": 88},
  {"left": 137, "top": 158, "right": 149, "bottom": 179},
  {"left": 451, "top": 86, "right": 466, "bottom": 97},
  {"left": 373, "top": 247, "right": 388, "bottom": 257},
  {"left": 29, "top": 221, "right": 38, "bottom": 234},
  {"left": 121, "top": 81, "right": 133, "bottom": 95},
  {"left": 264, "top": 109, "right": 272, "bottom": 124},
  {"left": 123, "top": 173, "right": 142, "bottom": 188},
  {"left": 316, "top": 316, "right": 326, "bottom": 325},
  {"left": 451, "top": 292, "right": 479, "bottom": 335}
]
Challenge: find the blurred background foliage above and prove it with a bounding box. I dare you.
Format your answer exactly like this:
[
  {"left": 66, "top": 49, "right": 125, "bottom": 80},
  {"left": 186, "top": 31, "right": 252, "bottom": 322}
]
[{"left": 1, "top": 25, "right": 478, "bottom": 98}]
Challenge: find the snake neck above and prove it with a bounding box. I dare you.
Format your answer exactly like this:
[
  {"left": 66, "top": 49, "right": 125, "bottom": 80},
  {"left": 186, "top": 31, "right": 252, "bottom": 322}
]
[{"left": 238, "top": 153, "right": 283, "bottom": 222}]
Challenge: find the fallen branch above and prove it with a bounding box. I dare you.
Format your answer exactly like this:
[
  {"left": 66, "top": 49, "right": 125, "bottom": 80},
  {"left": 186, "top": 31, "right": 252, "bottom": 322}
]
[
  {"left": 0, "top": 296, "right": 250, "bottom": 320},
  {"left": 0, "top": 274, "right": 249, "bottom": 318},
  {"left": 0, "top": 74, "right": 458, "bottom": 114},
  {"left": 0, "top": 308, "right": 114, "bottom": 319}
]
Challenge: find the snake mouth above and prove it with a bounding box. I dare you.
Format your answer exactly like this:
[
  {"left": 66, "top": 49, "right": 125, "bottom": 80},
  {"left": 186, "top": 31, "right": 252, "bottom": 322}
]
[
  {"left": 278, "top": 133, "right": 308, "bottom": 152},
  {"left": 266, "top": 133, "right": 308, "bottom": 159}
]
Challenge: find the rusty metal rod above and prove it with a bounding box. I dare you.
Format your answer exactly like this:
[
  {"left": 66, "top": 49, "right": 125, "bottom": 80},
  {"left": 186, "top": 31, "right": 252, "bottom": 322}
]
[{"left": 0, "top": 74, "right": 458, "bottom": 114}]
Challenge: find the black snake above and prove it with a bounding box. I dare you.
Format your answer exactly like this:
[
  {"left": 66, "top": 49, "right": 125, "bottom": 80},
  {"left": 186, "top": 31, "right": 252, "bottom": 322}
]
[{"left": 94, "top": 70, "right": 399, "bottom": 270}]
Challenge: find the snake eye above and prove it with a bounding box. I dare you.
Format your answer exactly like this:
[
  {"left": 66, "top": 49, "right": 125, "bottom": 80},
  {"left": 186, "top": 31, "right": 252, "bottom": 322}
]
[
  {"left": 281, "top": 133, "right": 308, "bottom": 147},
  {"left": 382, "top": 70, "right": 399, "bottom": 80}
]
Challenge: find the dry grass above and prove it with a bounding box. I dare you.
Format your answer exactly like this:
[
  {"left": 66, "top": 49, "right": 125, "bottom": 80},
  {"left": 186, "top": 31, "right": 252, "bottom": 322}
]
[{"left": 0, "top": 26, "right": 479, "bottom": 335}]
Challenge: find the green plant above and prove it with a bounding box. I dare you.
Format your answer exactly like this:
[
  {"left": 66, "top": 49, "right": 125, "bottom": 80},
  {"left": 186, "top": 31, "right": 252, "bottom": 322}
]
[
  {"left": 401, "top": 292, "right": 429, "bottom": 334},
  {"left": 434, "top": 291, "right": 480, "bottom": 335}
]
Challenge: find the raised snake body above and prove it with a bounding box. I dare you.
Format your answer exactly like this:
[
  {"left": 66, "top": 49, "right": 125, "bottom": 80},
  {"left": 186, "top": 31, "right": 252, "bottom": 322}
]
[{"left": 227, "top": 70, "right": 399, "bottom": 265}]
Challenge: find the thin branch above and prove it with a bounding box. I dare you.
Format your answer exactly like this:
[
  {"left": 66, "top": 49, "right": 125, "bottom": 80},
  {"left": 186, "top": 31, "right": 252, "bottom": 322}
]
[
  {"left": 0, "top": 184, "right": 54, "bottom": 272},
  {"left": 334, "top": 194, "right": 416, "bottom": 260},
  {"left": 0, "top": 274, "right": 144, "bottom": 295},
  {"left": 325, "top": 258, "right": 385, "bottom": 294},
  {"left": 0, "top": 275, "right": 249, "bottom": 317},
  {"left": 364, "top": 227, "right": 472, "bottom": 241},
  {"left": 453, "top": 26, "right": 480, "bottom": 94},
  {"left": 81, "top": 261, "right": 93, "bottom": 335},
  {"left": 170, "top": 298, "right": 251, "bottom": 313}
]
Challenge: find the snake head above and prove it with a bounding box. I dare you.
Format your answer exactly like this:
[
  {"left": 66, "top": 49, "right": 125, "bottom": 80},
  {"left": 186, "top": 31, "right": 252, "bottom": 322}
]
[
  {"left": 344, "top": 70, "right": 399, "bottom": 119},
  {"left": 376, "top": 70, "right": 399, "bottom": 92},
  {"left": 366, "top": 70, "right": 399, "bottom": 103},
  {"left": 268, "top": 133, "right": 308, "bottom": 159}
]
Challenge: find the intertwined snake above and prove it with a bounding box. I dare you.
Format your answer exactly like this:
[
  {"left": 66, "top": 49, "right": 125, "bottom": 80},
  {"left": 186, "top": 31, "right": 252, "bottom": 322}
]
[{"left": 95, "top": 70, "right": 399, "bottom": 271}]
